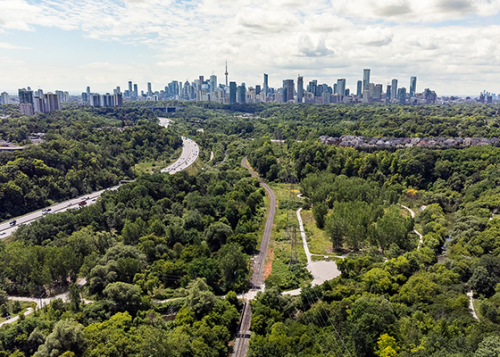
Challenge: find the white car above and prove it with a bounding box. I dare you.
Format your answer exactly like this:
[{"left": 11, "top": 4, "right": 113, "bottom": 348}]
[
  {"left": 67, "top": 202, "right": 73, "bottom": 207},
  {"left": 0, "top": 232, "right": 6, "bottom": 236}
]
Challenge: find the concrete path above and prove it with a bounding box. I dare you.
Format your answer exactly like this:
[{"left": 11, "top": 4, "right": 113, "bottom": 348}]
[
  {"left": 467, "top": 290, "right": 479, "bottom": 320},
  {"left": 0, "top": 308, "right": 33, "bottom": 327},
  {"left": 400, "top": 204, "right": 423, "bottom": 249}
]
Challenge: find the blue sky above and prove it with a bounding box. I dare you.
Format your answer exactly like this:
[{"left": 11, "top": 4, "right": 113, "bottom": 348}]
[{"left": 1, "top": 0, "right": 500, "bottom": 96}]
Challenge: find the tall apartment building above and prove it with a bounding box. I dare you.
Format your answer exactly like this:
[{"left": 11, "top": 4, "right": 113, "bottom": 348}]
[
  {"left": 263, "top": 74, "right": 268, "bottom": 95},
  {"left": 410, "top": 76, "right": 417, "bottom": 98},
  {"left": 283, "top": 79, "right": 294, "bottom": 102},
  {"left": 0, "top": 92, "right": 9, "bottom": 105},
  {"left": 229, "top": 82, "right": 237, "bottom": 104},
  {"left": 337, "top": 79, "right": 346, "bottom": 97},
  {"left": 363, "top": 69, "right": 370, "bottom": 90},
  {"left": 391, "top": 79, "right": 398, "bottom": 100},
  {"left": 19, "top": 89, "right": 34, "bottom": 115}
]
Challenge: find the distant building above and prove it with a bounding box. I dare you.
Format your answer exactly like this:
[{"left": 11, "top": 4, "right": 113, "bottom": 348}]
[
  {"left": 398, "top": 87, "right": 407, "bottom": 104},
  {"left": 337, "top": 79, "right": 346, "bottom": 97},
  {"left": 237, "top": 84, "right": 246, "bottom": 103},
  {"left": 410, "top": 76, "right": 417, "bottom": 98},
  {"left": 133, "top": 84, "right": 138, "bottom": 98},
  {"left": 128, "top": 81, "right": 133, "bottom": 96},
  {"left": 86, "top": 86, "right": 91, "bottom": 97},
  {"left": 297, "top": 75, "right": 304, "bottom": 103},
  {"left": 391, "top": 79, "right": 398, "bottom": 100},
  {"left": 0, "top": 92, "right": 9, "bottom": 105},
  {"left": 357, "top": 81, "right": 362, "bottom": 96},
  {"left": 263, "top": 73, "right": 269, "bottom": 95},
  {"left": 19, "top": 88, "right": 34, "bottom": 105},
  {"left": 283, "top": 79, "right": 294, "bottom": 102},
  {"left": 363, "top": 69, "right": 370, "bottom": 90},
  {"left": 43, "top": 93, "right": 61, "bottom": 112},
  {"left": 114, "top": 93, "right": 123, "bottom": 106},
  {"left": 229, "top": 82, "right": 237, "bottom": 104},
  {"left": 147, "top": 82, "right": 152, "bottom": 96},
  {"left": 90, "top": 93, "right": 101, "bottom": 107},
  {"left": 210, "top": 75, "right": 217, "bottom": 93},
  {"left": 386, "top": 85, "right": 391, "bottom": 102}
]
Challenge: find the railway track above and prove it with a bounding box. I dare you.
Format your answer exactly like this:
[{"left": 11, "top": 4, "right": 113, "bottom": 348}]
[{"left": 233, "top": 158, "right": 276, "bottom": 357}]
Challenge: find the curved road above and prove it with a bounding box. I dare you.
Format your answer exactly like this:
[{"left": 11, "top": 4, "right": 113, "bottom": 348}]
[
  {"left": 234, "top": 158, "right": 276, "bottom": 357},
  {"left": 0, "top": 124, "right": 199, "bottom": 239}
]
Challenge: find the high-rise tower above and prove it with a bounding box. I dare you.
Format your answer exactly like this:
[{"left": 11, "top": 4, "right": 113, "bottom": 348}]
[
  {"left": 391, "top": 79, "right": 398, "bottom": 100},
  {"left": 263, "top": 73, "right": 269, "bottom": 95},
  {"left": 297, "top": 75, "right": 304, "bottom": 103},
  {"left": 225, "top": 61, "right": 229, "bottom": 87},
  {"left": 363, "top": 69, "right": 370, "bottom": 90},
  {"left": 410, "top": 76, "right": 417, "bottom": 98}
]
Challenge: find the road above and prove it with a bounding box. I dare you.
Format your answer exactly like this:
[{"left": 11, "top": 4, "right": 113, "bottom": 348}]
[
  {"left": 161, "top": 137, "right": 199, "bottom": 174},
  {"left": 0, "top": 187, "right": 119, "bottom": 239},
  {"left": 0, "top": 121, "right": 199, "bottom": 239},
  {"left": 233, "top": 157, "right": 277, "bottom": 357}
]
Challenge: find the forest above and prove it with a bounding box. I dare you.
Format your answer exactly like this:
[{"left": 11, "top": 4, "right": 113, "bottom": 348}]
[
  {"left": 1, "top": 102, "right": 500, "bottom": 356},
  {"left": 0, "top": 107, "right": 181, "bottom": 220}
]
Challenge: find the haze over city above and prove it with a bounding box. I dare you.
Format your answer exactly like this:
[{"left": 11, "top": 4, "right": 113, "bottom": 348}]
[{"left": 1, "top": 0, "right": 500, "bottom": 95}]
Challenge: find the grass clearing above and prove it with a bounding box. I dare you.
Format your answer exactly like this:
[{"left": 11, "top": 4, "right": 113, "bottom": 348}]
[{"left": 0, "top": 301, "right": 33, "bottom": 323}]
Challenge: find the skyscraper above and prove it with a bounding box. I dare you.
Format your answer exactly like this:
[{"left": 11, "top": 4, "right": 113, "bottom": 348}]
[
  {"left": 199, "top": 76, "right": 204, "bottom": 91},
  {"left": 1, "top": 92, "right": 9, "bottom": 104},
  {"left": 386, "top": 85, "right": 391, "bottom": 102},
  {"left": 337, "top": 79, "right": 346, "bottom": 97},
  {"left": 333, "top": 83, "right": 337, "bottom": 95},
  {"left": 19, "top": 89, "right": 34, "bottom": 116},
  {"left": 391, "top": 79, "right": 398, "bottom": 100},
  {"left": 410, "top": 76, "right": 417, "bottom": 98},
  {"left": 43, "top": 93, "right": 61, "bottom": 112},
  {"left": 363, "top": 69, "right": 370, "bottom": 90},
  {"left": 147, "top": 82, "right": 152, "bottom": 96},
  {"left": 255, "top": 85, "right": 261, "bottom": 95},
  {"left": 263, "top": 73, "right": 269, "bottom": 95},
  {"left": 210, "top": 75, "right": 217, "bottom": 93},
  {"left": 283, "top": 79, "right": 294, "bottom": 102},
  {"left": 398, "top": 87, "right": 407, "bottom": 104},
  {"left": 229, "top": 82, "right": 237, "bottom": 104},
  {"left": 357, "top": 81, "right": 362, "bottom": 96},
  {"left": 237, "top": 84, "right": 246, "bottom": 103},
  {"left": 86, "top": 87, "right": 91, "bottom": 96},
  {"left": 297, "top": 75, "right": 304, "bottom": 103},
  {"left": 128, "top": 81, "right": 133, "bottom": 96},
  {"left": 133, "top": 84, "right": 138, "bottom": 98}
]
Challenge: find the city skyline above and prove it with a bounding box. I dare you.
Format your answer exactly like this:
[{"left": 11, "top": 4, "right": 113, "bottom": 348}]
[{"left": 2, "top": 1, "right": 500, "bottom": 95}]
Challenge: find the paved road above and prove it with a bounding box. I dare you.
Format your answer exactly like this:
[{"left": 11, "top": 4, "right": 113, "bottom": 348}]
[
  {"left": 233, "top": 157, "right": 277, "bottom": 357},
  {"left": 161, "top": 137, "right": 199, "bottom": 174},
  {"left": 0, "top": 120, "right": 198, "bottom": 239},
  {"left": 0, "top": 187, "right": 119, "bottom": 239}
]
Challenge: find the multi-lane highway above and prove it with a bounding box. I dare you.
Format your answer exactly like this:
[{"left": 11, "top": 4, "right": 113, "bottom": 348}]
[
  {"left": 0, "top": 119, "right": 200, "bottom": 239},
  {"left": 0, "top": 186, "right": 120, "bottom": 239},
  {"left": 161, "top": 137, "right": 199, "bottom": 174}
]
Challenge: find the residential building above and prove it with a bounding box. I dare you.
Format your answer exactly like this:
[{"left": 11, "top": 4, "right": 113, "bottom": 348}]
[
  {"left": 391, "top": 79, "right": 398, "bottom": 100},
  {"left": 283, "top": 79, "right": 294, "bottom": 102},
  {"left": 263, "top": 73, "right": 268, "bottom": 95},
  {"left": 147, "top": 82, "right": 152, "bottom": 96},
  {"left": 363, "top": 69, "right": 370, "bottom": 90},
  {"left": 210, "top": 75, "right": 217, "bottom": 93},
  {"left": 0, "top": 92, "right": 9, "bottom": 104},
  {"left": 297, "top": 75, "right": 304, "bottom": 103},
  {"left": 337, "top": 79, "right": 346, "bottom": 97},
  {"left": 410, "top": 76, "right": 417, "bottom": 98},
  {"left": 357, "top": 81, "right": 362, "bottom": 96},
  {"left": 229, "top": 82, "right": 237, "bottom": 104},
  {"left": 43, "top": 93, "right": 61, "bottom": 112}
]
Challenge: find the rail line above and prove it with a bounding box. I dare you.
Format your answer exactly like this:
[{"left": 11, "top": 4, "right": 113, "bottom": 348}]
[{"left": 233, "top": 158, "right": 276, "bottom": 357}]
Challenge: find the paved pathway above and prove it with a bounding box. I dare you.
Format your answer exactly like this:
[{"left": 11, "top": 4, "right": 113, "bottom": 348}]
[
  {"left": 400, "top": 204, "right": 423, "bottom": 249},
  {"left": 0, "top": 308, "right": 33, "bottom": 327},
  {"left": 467, "top": 290, "right": 479, "bottom": 321}
]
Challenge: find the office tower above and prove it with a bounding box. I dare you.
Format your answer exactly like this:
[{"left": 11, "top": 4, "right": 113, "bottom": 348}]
[
  {"left": 410, "top": 76, "right": 417, "bottom": 98},
  {"left": 81, "top": 92, "right": 88, "bottom": 102},
  {"left": 229, "top": 82, "right": 237, "bottom": 104},
  {"left": 398, "top": 87, "right": 407, "bottom": 104},
  {"left": 345, "top": 89, "right": 350, "bottom": 96},
  {"left": 307, "top": 80, "right": 317, "bottom": 97},
  {"left": 363, "top": 69, "right": 370, "bottom": 90},
  {"left": 374, "top": 84, "right": 383, "bottom": 101},
  {"left": 283, "top": 79, "right": 294, "bottom": 103},
  {"left": 147, "top": 82, "right": 152, "bottom": 96},
  {"left": 36, "top": 89, "right": 43, "bottom": 98},
  {"left": 210, "top": 75, "right": 217, "bottom": 93},
  {"left": 114, "top": 93, "right": 123, "bottom": 106},
  {"left": 43, "top": 93, "right": 61, "bottom": 112},
  {"left": 297, "top": 75, "right": 304, "bottom": 103},
  {"left": 133, "top": 84, "right": 138, "bottom": 98},
  {"left": 357, "top": 81, "right": 362, "bottom": 96},
  {"left": 386, "top": 85, "right": 391, "bottom": 102},
  {"left": 116, "top": 86, "right": 121, "bottom": 94},
  {"left": 391, "top": 79, "right": 398, "bottom": 100},
  {"left": 225, "top": 61, "right": 229, "bottom": 87},
  {"left": 337, "top": 79, "right": 346, "bottom": 97},
  {"left": 86, "top": 86, "right": 91, "bottom": 96},
  {"left": 255, "top": 85, "right": 261, "bottom": 95},
  {"left": 333, "top": 83, "right": 337, "bottom": 95},
  {"left": 128, "top": 81, "right": 132, "bottom": 96},
  {"left": 263, "top": 73, "right": 268, "bottom": 95},
  {"left": 237, "top": 84, "right": 246, "bottom": 103},
  {"left": 0, "top": 92, "right": 9, "bottom": 105},
  {"left": 199, "top": 76, "right": 204, "bottom": 91}
]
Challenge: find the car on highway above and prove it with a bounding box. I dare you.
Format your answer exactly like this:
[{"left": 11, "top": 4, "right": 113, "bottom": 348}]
[
  {"left": 0, "top": 232, "right": 6, "bottom": 236},
  {"left": 9, "top": 220, "right": 16, "bottom": 226},
  {"left": 67, "top": 202, "right": 73, "bottom": 207},
  {"left": 78, "top": 201, "right": 87, "bottom": 206},
  {"left": 92, "top": 198, "right": 96, "bottom": 202}
]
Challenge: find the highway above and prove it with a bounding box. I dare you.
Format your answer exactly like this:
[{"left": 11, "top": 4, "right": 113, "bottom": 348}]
[
  {"left": 161, "top": 137, "right": 199, "bottom": 174},
  {"left": 0, "top": 120, "right": 200, "bottom": 239},
  {"left": 0, "top": 187, "right": 120, "bottom": 239}
]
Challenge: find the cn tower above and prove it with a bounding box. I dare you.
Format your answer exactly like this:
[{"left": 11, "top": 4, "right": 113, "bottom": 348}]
[{"left": 225, "top": 61, "right": 228, "bottom": 86}]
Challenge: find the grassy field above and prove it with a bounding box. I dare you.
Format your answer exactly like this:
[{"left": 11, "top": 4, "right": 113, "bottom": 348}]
[
  {"left": 0, "top": 301, "right": 33, "bottom": 323},
  {"left": 135, "top": 159, "right": 168, "bottom": 175}
]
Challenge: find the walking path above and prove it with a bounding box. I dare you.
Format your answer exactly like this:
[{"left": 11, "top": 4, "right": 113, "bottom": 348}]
[
  {"left": 0, "top": 309, "right": 33, "bottom": 328},
  {"left": 467, "top": 290, "right": 479, "bottom": 321},
  {"left": 400, "top": 204, "right": 423, "bottom": 249}
]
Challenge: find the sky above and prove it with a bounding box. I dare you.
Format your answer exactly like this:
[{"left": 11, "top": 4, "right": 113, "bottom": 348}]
[{"left": 1, "top": 0, "right": 500, "bottom": 96}]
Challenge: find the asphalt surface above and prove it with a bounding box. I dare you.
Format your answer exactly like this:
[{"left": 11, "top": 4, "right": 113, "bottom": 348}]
[
  {"left": 233, "top": 157, "right": 276, "bottom": 357},
  {"left": 0, "top": 187, "right": 119, "bottom": 239},
  {"left": 0, "top": 119, "right": 199, "bottom": 239},
  {"left": 161, "top": 137, "right": 199, "bottom": 175}
]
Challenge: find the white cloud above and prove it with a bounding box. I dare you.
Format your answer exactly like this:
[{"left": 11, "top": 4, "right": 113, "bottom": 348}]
[{"left": 0, "top": 42, "right": 30, "bottom": 49}]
